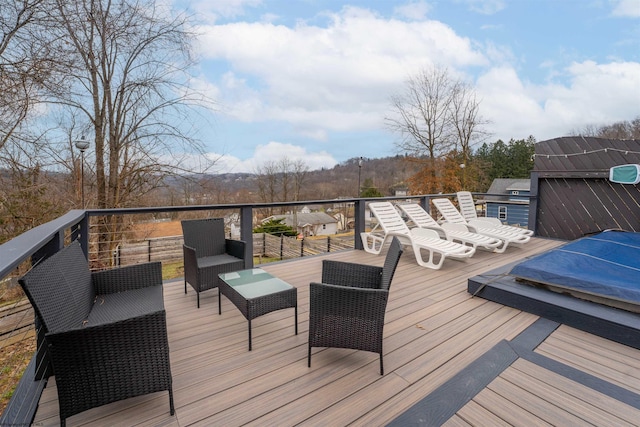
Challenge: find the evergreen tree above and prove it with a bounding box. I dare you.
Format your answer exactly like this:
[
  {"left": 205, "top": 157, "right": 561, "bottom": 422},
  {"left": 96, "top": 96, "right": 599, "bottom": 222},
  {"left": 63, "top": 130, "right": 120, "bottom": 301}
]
[{"left": 253, "top": 218, "right": 297, "bottom": 237}]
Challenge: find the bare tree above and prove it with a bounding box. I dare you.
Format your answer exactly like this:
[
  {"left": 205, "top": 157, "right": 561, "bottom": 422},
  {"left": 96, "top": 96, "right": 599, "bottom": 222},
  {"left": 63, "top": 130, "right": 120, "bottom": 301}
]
[
  {"left": 255, "top": 160, "right": 280, "bottom": 216},
  {"left": 27, "top": 0, "right": 212, "bottom": 263},
  {"left": 0, "top": 143, "right": 67, "bottom": 243},
  {"left": 291, "top": 159, "right": 309, "bottom": 201},
  {"left": 255, "top": 157, "right": 309, "bottom": 217},
  {"left": 0, "top": 0, "right": 53, "bottom": 150},
  {"left": 572, "top": 116, "right": 640, "bottom": 140},
  {"left": 43, "top": 0, "right": 207, "bottom": 210},
  {"left": 386, "top": 66, "right": 486, "bottom": 193},
  {"left": 386, "top": 67, "right": 455, "bottom": 193},
  {"left": 386, "top": 67, "right": 455, "bottom": 159},
  {"left": 449, "top": 81, "right": 489, "bottom": 163},
  {"left": 449, "top": 80, "right": 489, "bottom": 188}
]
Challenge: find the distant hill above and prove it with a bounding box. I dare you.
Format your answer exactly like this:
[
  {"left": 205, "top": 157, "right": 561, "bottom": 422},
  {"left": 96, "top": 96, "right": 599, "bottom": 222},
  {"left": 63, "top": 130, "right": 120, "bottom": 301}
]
[{"left": 167, "top": 155, "right": 421, "bottom": 201}]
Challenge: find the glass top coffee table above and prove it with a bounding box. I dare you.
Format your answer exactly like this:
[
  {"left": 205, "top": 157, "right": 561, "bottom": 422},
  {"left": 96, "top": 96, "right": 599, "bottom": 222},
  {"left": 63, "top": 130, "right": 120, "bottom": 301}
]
[{"left": 218, "top": 268, "right": 298, "bottom": 351}]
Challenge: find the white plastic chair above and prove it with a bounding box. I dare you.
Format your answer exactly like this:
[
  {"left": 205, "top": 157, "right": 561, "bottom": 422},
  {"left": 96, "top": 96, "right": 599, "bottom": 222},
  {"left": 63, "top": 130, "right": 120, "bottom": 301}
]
[
  {"left": 432, "top": 198, "right": 531, "bottom": 251},
  {"left": 456, "top": 191, "right": 534, "bottom": 237},
  {"left": 397, "top": 203, "right": 504, "bottom": 253},
  {"left": 361, "top": 201, "right": 475, "bottom": 269}
]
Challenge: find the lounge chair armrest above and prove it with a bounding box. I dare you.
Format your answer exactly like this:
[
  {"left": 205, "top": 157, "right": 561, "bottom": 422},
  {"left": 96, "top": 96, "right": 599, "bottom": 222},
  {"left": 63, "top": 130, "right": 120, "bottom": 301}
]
[
  {"left": 408, "top": 227, "right": 441, "bottom": 239},
  {"left": 473, "top": 217, "right": 503, "bottom": 227},
  {"left": 421, "top": 225, "right": 447, "bottom": 239},
  {"left": 225, "top": 239, "right": 247, "bottom": 259},
  {"left": 321, "top": 260, "right": 383, "bottom": 289},
  {"left": 462, "top": 222, "right": 479, "bottom": 233},
  {"left": 441, "top": 222, "right": 472, "bottom": 234},
  {"left": 92, "top": 261, "right": 162, "bottom": 294}
]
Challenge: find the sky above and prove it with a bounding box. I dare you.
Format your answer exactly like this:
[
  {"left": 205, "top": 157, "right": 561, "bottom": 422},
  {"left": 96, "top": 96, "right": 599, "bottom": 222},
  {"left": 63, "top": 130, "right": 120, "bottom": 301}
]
[{"left": 174, "top": 0, "right": 640, "bottom": 173}]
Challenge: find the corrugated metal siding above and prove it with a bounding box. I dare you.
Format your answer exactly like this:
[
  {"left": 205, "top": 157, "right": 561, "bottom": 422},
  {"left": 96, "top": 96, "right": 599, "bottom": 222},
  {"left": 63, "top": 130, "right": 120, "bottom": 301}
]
[{"left": 532, "top": 137, "right": 640, "bottom": 240}]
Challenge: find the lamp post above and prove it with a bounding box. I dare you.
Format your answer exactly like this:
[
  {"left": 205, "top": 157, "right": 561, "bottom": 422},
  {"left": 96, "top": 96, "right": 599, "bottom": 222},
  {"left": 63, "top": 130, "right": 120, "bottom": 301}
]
[
  {"left": 75, "top": 136, "right": 90, "bottom": 208},
  {"left": 357, "top": 156, "right": 363, "bottom": 197}
]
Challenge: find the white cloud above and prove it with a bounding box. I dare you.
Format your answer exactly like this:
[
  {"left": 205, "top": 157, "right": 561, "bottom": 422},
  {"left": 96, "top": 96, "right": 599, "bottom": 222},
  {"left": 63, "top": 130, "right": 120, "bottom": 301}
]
[
  {"left": 213, "top": 141, "right": 337, "bottom": 173},
  {"left": 477, "top": 61, "right": 640, "bottom": 142},
  {"left": 195, "top": 7, "right": 487, "bottom": 137},
  {"left": 611, "top": 0, "right": 640, "bottom": 18},
  {"left": 394, "top": 1, "right": 432, "bottom": 20}
]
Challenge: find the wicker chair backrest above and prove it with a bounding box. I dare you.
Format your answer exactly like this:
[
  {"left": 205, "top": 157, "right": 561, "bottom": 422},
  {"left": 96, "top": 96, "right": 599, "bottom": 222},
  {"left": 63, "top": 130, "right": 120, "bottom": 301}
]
[
  {"left": 181, "top": 218, "right": 226, "bottom": 257},
  {"left": 380, "top": 237, "right": 403, "bottom": 291},
  {"left": 19, "top": 241, "right": 94, "bottom": 333}
]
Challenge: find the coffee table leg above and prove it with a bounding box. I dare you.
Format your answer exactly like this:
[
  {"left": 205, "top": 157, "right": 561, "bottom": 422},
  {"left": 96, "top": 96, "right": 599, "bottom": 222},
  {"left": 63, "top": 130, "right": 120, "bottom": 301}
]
[
  {"left": 248, "top": 319, "right": 252, "bottom": 351},
  {"left": 218, "top": 288, "right": 222, "bottom": 315},
  {"left": 294, "top": 304, "right": 298, "bottom": 335}
]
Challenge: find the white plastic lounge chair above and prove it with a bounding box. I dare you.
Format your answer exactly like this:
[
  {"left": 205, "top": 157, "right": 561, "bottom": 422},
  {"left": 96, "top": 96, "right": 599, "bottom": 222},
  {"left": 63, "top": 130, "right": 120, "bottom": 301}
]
[
  {"left": 397, "top": 203, "right": 504, "bottom": 253},
  {"left": 432, "top": 198, "right": 531, "bottom": 251},
  {"left": 456, "top": 191, "right": 534, "bottom": 237},
  {"left": 361, "top": 201, "right": 475, "bottom": 269}
]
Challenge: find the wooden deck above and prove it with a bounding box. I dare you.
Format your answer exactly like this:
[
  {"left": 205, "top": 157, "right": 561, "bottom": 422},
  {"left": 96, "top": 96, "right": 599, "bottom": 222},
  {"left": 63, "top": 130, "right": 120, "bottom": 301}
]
[{"left": 32, "top": 237, "right": 640, "bottom": 426}]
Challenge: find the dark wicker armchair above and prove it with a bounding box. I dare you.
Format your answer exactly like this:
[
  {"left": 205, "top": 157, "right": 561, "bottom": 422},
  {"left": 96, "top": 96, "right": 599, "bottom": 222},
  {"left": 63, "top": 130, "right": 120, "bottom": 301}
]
[
  {"left": 308, "top": 237, "right": 403, "bottom": 375},
  {"left": 182, "top": 218, "right": 247, "bottom": 308},
  {"left": 18, "top": 241, "right": 174, "bottom": 427}
]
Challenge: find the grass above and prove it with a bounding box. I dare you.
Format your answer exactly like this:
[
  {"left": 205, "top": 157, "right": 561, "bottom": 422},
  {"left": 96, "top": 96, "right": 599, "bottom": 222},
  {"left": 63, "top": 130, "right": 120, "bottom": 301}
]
[
  {"left": 0, "top": 336, "right": 36, "bottom": 415},
  {"left": 162, "top": 260, "right": 184, "bottom": 280},
  {"left": 0, "top": 280, "right": 24, "bottom": 308}
]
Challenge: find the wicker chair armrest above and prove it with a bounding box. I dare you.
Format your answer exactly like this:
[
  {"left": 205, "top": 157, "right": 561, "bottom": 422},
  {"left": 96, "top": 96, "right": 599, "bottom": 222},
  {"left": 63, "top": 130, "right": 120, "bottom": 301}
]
[
  {"left": 309, "top": 281, "right": 389, "bottom": 318},
  {"left": 183, "top": 244, "right": 196, "bottom": 257},
  {"left": 92, "top": 261, "right": 162, "bottom": 294},
  {"left": 225, "top": 239, "right": 246, "bottom": 259},
  {"left": 321, "top": 260, "right": 383, "bottom": 289},
  {"left": 182, "top": 244, "right": 199, "bottom": 289}
]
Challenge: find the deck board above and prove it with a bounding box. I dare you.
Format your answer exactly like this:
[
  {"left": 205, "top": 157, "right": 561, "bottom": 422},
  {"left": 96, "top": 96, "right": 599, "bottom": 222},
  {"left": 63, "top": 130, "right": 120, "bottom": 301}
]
[
  {"left": 29, "top": 237, "right": 640, "bottom": 426},
  {"left": 536, "top": 326, "right": 640, "bottom": 394}
]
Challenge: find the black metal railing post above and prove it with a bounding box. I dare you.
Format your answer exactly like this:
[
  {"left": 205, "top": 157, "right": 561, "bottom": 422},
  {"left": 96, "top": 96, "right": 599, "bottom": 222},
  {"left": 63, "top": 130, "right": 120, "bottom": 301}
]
[
  {"left": 354, "top": 199, "right": 365, "bottom": 250},
  {"left": 240, "top": 206, "right": 254, "bottom": 268},
  {"left": 528, "top": 171, "right": 539, "bottom": 234},
  {"left": 280, "top": 234, "right": 284, "bottom": 260},
  {"left": 78, "top": 212, "right": 90, "bottom": 259}
]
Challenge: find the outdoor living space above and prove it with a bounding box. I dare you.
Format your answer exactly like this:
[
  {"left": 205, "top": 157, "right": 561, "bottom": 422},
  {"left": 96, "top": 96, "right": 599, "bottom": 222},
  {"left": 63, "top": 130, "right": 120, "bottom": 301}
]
[{"left": 30, "top": 236, "right": 640, "bottom": 426}]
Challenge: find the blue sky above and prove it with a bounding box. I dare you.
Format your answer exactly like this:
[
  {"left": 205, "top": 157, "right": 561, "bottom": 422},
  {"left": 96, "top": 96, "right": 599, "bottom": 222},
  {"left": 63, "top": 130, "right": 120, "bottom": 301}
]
[{"left": 175, "top": 0, "right": 640, "bottom": 173}]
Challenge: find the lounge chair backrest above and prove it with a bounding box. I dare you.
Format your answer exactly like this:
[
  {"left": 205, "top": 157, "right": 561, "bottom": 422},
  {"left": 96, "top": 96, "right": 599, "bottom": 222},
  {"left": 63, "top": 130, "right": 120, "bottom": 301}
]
[
  {"left": 381, "top": 237, "right": 403, "bottom": 291},
  {"left": 368, "top": 202, "right": 411, "bottom": 235},
  {"left": 19, "top": 241, "right": 94, "bottom": 334},
  {"left": 182, "top": 218, "right": 226, "bottom": 257},
  {"left": 456, "top": 191, "right": 478, "bottom": 221},
  {"left": 398, "top": 204, "right": 441, "bottom": 229},
  {"left": 432, "top": 198, "right": 467, "bottom": 224}
]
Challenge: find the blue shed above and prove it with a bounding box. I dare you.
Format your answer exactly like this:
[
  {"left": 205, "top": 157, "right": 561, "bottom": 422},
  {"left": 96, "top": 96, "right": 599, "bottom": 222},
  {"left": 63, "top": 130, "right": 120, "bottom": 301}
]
[{"left": 483, "top": 179, "right": 530, "bottom": 226}]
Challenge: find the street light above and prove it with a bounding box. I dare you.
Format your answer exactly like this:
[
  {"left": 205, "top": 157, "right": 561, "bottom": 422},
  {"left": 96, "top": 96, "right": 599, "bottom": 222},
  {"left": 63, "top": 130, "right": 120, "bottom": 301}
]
[
  {"left": 75, "top": 136, "right": 90, "bottom": 208},
  {"left": 357, "top": 157, "right": 363, "bottom": 197}
]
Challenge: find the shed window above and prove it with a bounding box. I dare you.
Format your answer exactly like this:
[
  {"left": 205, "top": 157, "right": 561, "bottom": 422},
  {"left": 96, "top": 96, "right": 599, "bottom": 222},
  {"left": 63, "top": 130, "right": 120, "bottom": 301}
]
[{"left": 498, "top": 206, "right": 507, "bottom": 220}]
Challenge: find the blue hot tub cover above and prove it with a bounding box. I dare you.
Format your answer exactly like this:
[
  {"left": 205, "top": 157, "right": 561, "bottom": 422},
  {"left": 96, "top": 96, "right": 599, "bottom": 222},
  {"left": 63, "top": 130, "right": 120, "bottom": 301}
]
[{"left": 509, "top": 230, "right": 640, "bottom": 305}]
